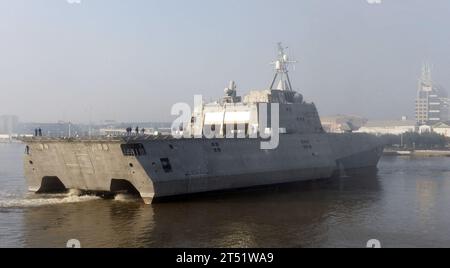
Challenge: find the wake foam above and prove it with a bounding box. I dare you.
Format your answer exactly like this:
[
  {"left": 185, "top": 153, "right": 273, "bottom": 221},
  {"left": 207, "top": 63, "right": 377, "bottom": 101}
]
[{"left": 0, "top": 190, "right": 100, "bottom": 208}]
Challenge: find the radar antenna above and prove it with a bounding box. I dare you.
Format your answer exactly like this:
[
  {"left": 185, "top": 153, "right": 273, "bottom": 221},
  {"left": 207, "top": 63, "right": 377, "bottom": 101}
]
[{"left": 270, "top": 42, "right": 297, "bottom": 91}]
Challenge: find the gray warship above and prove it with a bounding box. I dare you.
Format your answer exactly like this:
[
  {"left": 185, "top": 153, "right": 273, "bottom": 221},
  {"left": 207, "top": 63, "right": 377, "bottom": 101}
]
[{"left": 22, "top": 44, "right": 384, "bottom": 204}]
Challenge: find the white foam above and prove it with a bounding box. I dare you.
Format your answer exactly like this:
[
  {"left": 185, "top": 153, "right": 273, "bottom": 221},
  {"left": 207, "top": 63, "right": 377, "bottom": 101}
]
[
  {"left": 114, "top": 193, "right": 140, "bottom": 202},
  {"left": 0, "top": 191, "right": 100, "bottom": 208},
  {"left": 67, "top": 189, "right": 82, "bottom": 197}
]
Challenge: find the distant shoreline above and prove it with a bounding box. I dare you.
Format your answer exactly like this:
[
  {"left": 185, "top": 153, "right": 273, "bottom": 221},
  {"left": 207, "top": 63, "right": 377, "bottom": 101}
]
[
  {"left": 384, "top": 149, "right": 450, "bottom": 157},
  {"left": 0, "top": 140, "right": 22, "bottom": 144}
]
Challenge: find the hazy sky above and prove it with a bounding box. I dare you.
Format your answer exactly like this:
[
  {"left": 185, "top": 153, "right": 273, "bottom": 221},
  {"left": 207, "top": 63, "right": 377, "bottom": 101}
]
[{"left": 1, "top": 0, "right": 450, "bottom": 123}]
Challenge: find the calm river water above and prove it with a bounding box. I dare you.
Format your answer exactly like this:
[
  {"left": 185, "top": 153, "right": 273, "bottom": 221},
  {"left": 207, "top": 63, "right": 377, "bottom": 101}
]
[{"left": 1, "top": 142, "right": 450, "bottom": 248}]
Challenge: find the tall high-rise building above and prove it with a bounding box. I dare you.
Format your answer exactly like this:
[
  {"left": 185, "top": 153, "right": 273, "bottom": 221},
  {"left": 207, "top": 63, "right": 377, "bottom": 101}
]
[{"left": 415, "top": 64, "right": 449, "bottom": 125}]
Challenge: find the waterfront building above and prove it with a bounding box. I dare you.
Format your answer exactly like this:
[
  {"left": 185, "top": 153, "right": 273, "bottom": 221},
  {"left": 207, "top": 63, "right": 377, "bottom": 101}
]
[
  {"left": 418, "top": 124, "right": 432, "bottom": 134},
  {"left": 356, "top": 119, "right": 417, "bottom": 135},
  {"left": 432, "top": 122, "right": 450, "bottom": 137},
  {"left": 321, "top": 115, "right": 367, "bottom": 133}
]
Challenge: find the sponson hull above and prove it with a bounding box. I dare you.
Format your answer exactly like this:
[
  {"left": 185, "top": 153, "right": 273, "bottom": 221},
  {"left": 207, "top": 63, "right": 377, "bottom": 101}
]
[{"left": 21, "top": 44, "right": 384, "bottom": 204}]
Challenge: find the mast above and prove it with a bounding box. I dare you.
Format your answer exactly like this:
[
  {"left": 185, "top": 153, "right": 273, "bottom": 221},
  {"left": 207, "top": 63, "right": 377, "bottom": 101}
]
[{"left": 270, "top": 42, "right": 297, "bottom": 91}]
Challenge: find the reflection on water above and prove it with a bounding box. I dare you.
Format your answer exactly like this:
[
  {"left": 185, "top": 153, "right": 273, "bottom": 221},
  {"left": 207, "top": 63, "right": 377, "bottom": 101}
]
[
  {"left": 2, "top": 143, "right": 450, "bottom": 248},
  {"left": 21, "top": 171, "right": 381, "bottom": 248}
]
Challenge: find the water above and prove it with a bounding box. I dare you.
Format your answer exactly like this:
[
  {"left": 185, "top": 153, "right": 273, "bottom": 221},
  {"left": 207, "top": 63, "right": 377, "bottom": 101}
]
[{"left": 1, "top": 143, "right": 450, "bottom": 248}]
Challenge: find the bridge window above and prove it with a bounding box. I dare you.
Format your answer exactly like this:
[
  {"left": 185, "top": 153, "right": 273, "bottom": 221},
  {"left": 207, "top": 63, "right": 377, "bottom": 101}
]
[{"left": 121, "top": 144, "right": 147, "bottom": 156}]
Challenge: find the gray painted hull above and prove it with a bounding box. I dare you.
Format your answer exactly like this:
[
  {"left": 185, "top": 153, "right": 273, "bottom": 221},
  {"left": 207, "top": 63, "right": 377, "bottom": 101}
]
[{"left": 23, "top": 133, "right": 384, "bottom": 204}]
